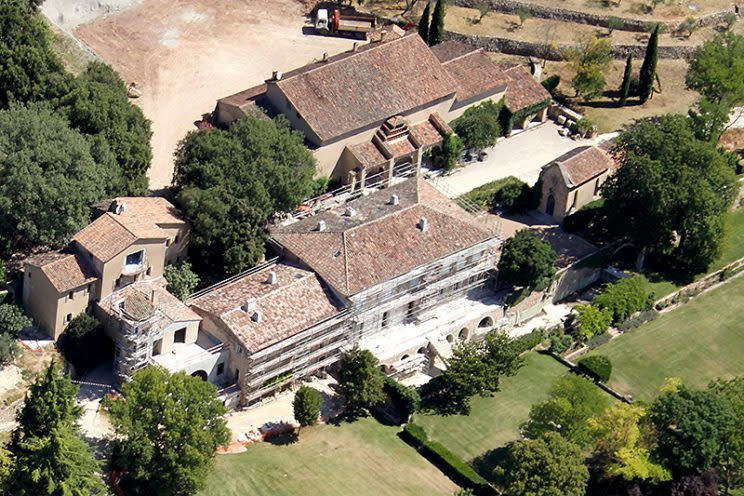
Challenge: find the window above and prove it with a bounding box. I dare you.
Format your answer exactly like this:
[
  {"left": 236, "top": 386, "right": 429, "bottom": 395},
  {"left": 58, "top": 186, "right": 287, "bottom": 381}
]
[
  {"left": 381, "top": 311, "right": 389, "bottom": 328},
  {"left": 86, "top": 283, "right": 92, "bottom": 294},
  {"left": 65, "top": 313, "right": 72, "bottom": 323},
  {"left": 217, "top": 363, "right": 224, "bottom": 376},
  {"left": 406, "top": 301, "right": 416, "bottom": 319},
  {"left": 68, "top": 291, "right": 74, "bottom": 300},
  {"left": 236, "top": 345, "right": 244, "bottom": 356},
  {"left": 125, "top": 251, "right": 144, "bottom": 266},
  {"left": 174, "top": 328, "right": 186, "bottom": 344},
  {"left": 166, "top": 238, "right": 172, "bottom": 247},
  {"left": 115, "top": 277, "right": 122, "bottom": 289},
  {"left": 234, "top": 368, "right": 240, "bottom": 383},
  {"left": 594, "top": 178, "right": 601, "bottom": 196},
  {"left": 146, "top": 267, "right": 152, "bottom": 276}
]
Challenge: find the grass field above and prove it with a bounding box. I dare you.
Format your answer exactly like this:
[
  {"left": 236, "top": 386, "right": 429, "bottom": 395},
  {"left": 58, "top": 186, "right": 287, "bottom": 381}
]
[
  {"left": 414, "top": 353, "right": 566, "bottom": 462},
  {"left": 590, "top": 274, "right": 744, "bottom": 403},
  {"left": 646, "top": 207, "right": 744, "bottom": 298},
  {"left": 199, "top": 417, "right": 458, "bottom": 496}
]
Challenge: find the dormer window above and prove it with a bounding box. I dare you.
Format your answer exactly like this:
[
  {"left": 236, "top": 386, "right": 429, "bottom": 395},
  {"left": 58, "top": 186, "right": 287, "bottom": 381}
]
[{"left": 123, "top": 250, "right": 145, "bottom": 274}]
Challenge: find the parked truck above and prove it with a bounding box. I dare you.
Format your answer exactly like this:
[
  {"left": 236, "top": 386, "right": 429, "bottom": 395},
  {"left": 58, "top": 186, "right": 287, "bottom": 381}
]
[{"left": 315, "top": 9, "right": 377, "bottom": 38}]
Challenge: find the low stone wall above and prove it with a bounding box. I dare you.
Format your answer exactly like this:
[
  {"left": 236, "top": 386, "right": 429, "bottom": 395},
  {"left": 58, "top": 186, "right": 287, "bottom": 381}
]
[
  {"left": 654, "top": 256, "right": 744, "bottom": 310},
  {"left": 445, "top": 31, "right": 697, "bottom": 60},
  {"left": 454, "top": 0, "right": 737, "bottom": 33}
]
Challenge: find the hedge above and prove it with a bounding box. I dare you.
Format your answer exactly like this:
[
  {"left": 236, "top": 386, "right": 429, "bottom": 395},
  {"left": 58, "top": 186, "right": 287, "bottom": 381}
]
[
  {"left": 541, "top": 74, "right": 560, "bottom": 93},
  {"left": 513, "top": 329, "right": 545, "bottom": 354},
  {"left": 459, "top": 176, "right": 526, "bottom": 208},
  {"left": 383, "top": 376, "right": 421, "bottom": 419},
  {"left": 577, "top": 355, "right": 612, "bottom": 382},
  {"left": 501, "top": 98, "right": 551, "bottom": 136},
  {"left": 400, "top": 423, "right": 496, "bottom": 495}
]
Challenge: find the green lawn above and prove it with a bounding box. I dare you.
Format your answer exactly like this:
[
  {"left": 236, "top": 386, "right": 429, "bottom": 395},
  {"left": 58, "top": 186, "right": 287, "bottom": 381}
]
[
  {"left": 646, "top": 208, "right": 744, "bottom": 298},
  {"left": 414, "top": 353, "right": 566, "bottom": 462},
  {"left": 591, "top": 274, "right": 744, "bottom": 403},
  {"left": 199, "top": 417, "right": 458, "bottom": 496}
]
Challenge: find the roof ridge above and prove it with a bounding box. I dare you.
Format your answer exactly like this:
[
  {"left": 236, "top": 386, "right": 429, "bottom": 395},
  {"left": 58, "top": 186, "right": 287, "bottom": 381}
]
[
  {"left": 342, "top": 231, "right": 350, "bottom": 295},
  {"left": 103, "top": 212, "right": 140, "bottom": 239},
  {"left": 441, "top": 46, "right": 484, "bottom": 65}
]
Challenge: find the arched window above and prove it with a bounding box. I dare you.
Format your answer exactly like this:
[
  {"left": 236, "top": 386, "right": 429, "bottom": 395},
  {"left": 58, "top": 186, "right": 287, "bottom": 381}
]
[
  {"left": 478, "top": 316, "right": 494, "bottom": 328},
  {"left": 459, "top": 328, "right": 469, "bottom": 340},
  {"left": 446, "top": 334, "right": 454, "bottom": 343}
]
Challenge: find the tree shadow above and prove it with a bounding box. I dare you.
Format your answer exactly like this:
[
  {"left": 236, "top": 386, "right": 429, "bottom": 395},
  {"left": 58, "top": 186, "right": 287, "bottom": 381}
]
[
  {"left": 263, "top": 430, "right": 299, "bottom": 446},
  {"left": 471, "top": 446, "right": 509, "bottom": 482}
]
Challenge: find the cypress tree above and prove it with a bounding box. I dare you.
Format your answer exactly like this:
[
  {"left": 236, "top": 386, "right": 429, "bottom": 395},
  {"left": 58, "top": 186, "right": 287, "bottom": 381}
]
[
  {"left": 638, "top": 24, "right": 659, "bottom": 103},
  {"left": 429, "top": 0, "right": 446, "bottom": 47},
  {"left": 619, "top": 53, "right": 633, "bottom": 106},
  {"left": 418, "top": 2, "right": 431, "bottom": 44}
]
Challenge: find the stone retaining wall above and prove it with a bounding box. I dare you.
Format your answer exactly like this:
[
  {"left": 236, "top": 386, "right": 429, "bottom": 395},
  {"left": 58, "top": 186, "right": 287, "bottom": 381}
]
[
  {"left": 454, "top": 0, "right": 738, "bottom": 32},
  {"left": 445, "top": 31, "right": 697, "bottom": 60}
]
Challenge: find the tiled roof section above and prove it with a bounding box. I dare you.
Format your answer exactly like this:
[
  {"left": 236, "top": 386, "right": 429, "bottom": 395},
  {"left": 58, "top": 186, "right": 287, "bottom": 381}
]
[
  {"left": 217, "top": 83, "right": 267, "bottom": 111},
  {"left": 271, "top": 178, "right": 496, "bottom": 296},
  {"left": 410, "top": 117, "right": 449, "bottom": 148},
  {"left": 348, "top": 142, "right": 387, "bottom": 170},
  {"left": 189, "top": 263, "right": 340, "bottom": 353},
  {"left": 441, "top": 49, "right": 509, "bottom": 103},
  {"left": 95, "top": 197, "right": 186, "bottom": 229},
  {"left": 498, "top": 64, "right": 551, "bottom": 111},
  {"left": 74, "top": 214, "right": 138, "bottom": 263},
  {"left": 431, "top": 40, "right": 479, "bottom": 63},
  {"left": 25, "top": 251, "right": 97, "bottom": 293},
  {"left": 552, "top": 146, "right": 617, "bottom": 187},
  {"left": 98, "top": 278, "right": 201, "bottom": 324},
  {"left": 273, "top": 32, "right": 457, "bottom": 142}
]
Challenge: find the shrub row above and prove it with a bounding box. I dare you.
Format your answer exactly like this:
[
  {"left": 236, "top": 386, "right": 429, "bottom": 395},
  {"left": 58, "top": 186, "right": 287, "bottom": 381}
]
[
  {"left": 459, "top": 176, "right": 526, "bottom": 208},
  {"left": 577, "top": 354, "right": 612, "bottom": 382},
  {"left": 400, "top": 423, "right": 495, "bottom": 495},
  {"left": 512, "top": 329, "right": 545, "bottom": 354},
  {"left": 594, "top": 275, "right": 653, "bottom": 324},
  {"left": 383, "top": 376, "right": 421, "bottom": 419},
  {"left": 617, "top": 309, "right": 658, "bottom": 332}
]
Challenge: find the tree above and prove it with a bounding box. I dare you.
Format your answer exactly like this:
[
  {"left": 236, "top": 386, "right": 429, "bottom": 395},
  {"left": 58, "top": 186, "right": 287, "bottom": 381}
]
[
  {"left": 452, "top": 101, "right": 501, "bottom": 151},
  {"left": 57, "top": 314, "right": 112, "bottom": 374},
  {"left": 293, "top": 385, "right": 323, "bottom": 432},
  {"left": 60, "top": 61, "right": 153, "bottom": 195},
  {"left": 607, "top": 16, "right": 623, "bottom": 35},
  {"left": 0, "top": 334, "right": 19, "bottom": 365},
  {"left": 0, "top": 105, "right": 110, "bottom": 256},
  {"left": 0, "top": 303, "right": 32, "bottom": 337},
  {"left": 638, "top": 24, "right": 660, "bottom": 103},
  {"left": 0, "top": 0, "right": 72, "bottom": 108},
  {"left": 164, "top": 261, "right": 200, "bottom": 300},
  {"left": 517, "top": 6, "right": 532, "bottom": 28},
  {"left": 588, "top": 403, "right": 670, "bottom": 483},
  {"left": 14, "top": 363, "right": 83, "bottom": 440},
  {"left": 104, "top": 367, "right": 229, "bottom": 496},
  {"left": 495, "top": 432, "right": 589, "bottom": 496},
  {"left": 428, "top": 0, "right": 446, "bottom": 46},
  {"left": 476, "top": 3, "right": 489, "bottom": 23},
  {"left": 618, "top": 54, "right": 633, "bottom": 106},
  {"left": 648, "top": 385, "right": 735, "bottom": 476},
  {"left": 418, "top": 2, "right": 431, "bottom": 41},
  {"left": 687, "top": 32, "right": 744, "bottom": 106},
  {"left": 10, "top": 426, "right": 104, "bottom": 496},
  {"left": 709, "top": 377, "right": 744, "bottom": 493},
  {"left": 593, "top": 275, "right": 652, "bottom": 324},
  {"left": 497, "top": 229, "right": 557, "bottom": 290},
  {"left": 337, "top": 348, "right": 385, "bottom": 415},
  {"left": 688, "top": 98, "right": 730, "bottom": 143},
  {"left": 601, "top": 115, "right": 737, "bottom": 274},
  {"left": 523, "top": 374, "right": 610, "bottom": 446},
  {"left": 577, "top": 355, "right": 612, "bottom": 382},
  {"left": 439, "top": 132, "right": 464, "bottom": 172},
  {"left": 722, "top": 12, "right": 737, "bottom": 31},
  {"left": 567, "top": 33, "right": 612, "bottom": 100}
]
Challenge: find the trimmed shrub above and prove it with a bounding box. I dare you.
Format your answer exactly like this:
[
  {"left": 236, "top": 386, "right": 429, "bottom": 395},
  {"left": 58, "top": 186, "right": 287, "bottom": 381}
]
[
  {"left": 573, "top": 304, "right": 612, "bottom": 342},
  {"left": 586, "top": 332, "right": 612, "bottom": 349},
  {"left": 594, "top": 275, "right": 652, "bottom": 324},
  {"left": 460, "top": 176, "right": 525, "bottom": 208},
  {"left": 577, "top": 355, "right": 612, "bottom": 382},
  {"left": 400, "top": 423, "right": 495, "bottom": 494},
  {"left": 513, "top": 329, "right": 545, "bottom": 354},
  {"left": 541, "top": 74, "right": 560, "bottom": 93},
  {"left": 550, "top": 334, "right": 574, "bottom": 354},
  {"left": 383, "top": 376, "right": 421, "bottom": 419}
]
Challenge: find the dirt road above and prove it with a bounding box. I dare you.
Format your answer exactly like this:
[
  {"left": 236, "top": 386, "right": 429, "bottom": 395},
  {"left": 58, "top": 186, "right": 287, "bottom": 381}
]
[{"left": 74, "top": 0, "right": 357, "bottom": 189}]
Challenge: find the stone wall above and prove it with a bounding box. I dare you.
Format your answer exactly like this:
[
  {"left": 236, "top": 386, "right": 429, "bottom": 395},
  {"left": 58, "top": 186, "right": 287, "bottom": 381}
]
[
  {"left": 454, "top": 0, "right": 737, "bottom": 32},
  {"left": 444, "top": 31, "right": 697, "bottom": 60}
]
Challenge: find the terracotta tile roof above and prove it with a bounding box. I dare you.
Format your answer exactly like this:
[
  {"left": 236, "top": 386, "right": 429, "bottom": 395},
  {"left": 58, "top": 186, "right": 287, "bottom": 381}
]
[
  {"left": 271, "top": 178, "right": 497, "bottom": 296},
  {"left": 98, "top": 278, "right": 201, "bottom": 325},
  {"left": 217, "top": 83, "right": 267, "bottom": 111},
  {"left": 272, "top": 32, "right": 457, "bottom": 142},
  {"left": 431, "top": 40, "right": 479, "bottom": 63},
  {"left": 25, "top": 251, "right": 97, "bottom": 293},
  {"left": 410, "top": 115, "right": 451, "bottom": 147},
  {"left": 79, "top": 198, "right": 184, "bottom": 262},
  {"left": 550, "top": 146, "right": 617, "bottom": 187},
  {"left": 439, "top": 47, "right": 509, "bottom": 104},
  {"left": 348, "top": 142, "right": 387, "bottom": 170},
  {"left": 719, "top": 128, "right": 744, "bottom": 153},
  {"left": 189, "top": 263, "right": 340, "bottom": 353},
  {"left": 497, "top": 64, "right": 551, "bottom": 112}
]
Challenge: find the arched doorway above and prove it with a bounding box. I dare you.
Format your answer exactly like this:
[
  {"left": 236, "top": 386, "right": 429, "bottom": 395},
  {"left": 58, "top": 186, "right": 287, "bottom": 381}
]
[
  {"left": 478, "top": 316, "right": 494, "bottom": 328},
  {"left": 459, "top": 328, "right": 469, "bottom": 340},
  {"left": 191, "top": 370, "right": 208, "bottom": 381},
  {"left": 446, "top": 334, "right": 454, "bottom": 343},
  {"left": 546, "top": 194, "right": 555, "bottom": 216}
]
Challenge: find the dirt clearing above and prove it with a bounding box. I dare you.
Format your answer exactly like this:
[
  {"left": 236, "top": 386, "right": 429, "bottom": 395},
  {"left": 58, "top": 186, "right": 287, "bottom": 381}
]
[{"left": 72, "top": 0, "right": 358, "bottom": 189}]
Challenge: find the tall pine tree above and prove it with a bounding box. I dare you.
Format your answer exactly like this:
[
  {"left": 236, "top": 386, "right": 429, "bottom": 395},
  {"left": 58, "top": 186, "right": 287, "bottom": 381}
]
[
  {"left": 638, "top": 24, "right": 659, "bottom": 103},
  {"left": 619, "top": 53, "right": 633, "bottom": 106},
  {"left": 418, "top": 2, "right": 431, "bottom": 44},
  {"left": 428, "top": 0, "right": 446, "bottom": 47}
]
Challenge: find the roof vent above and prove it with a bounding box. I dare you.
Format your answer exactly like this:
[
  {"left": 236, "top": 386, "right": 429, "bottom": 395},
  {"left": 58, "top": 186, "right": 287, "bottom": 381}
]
[
  {"left": 389, "top": 194, "right": 400, "bottom": 206},
  {"left": 272, "top": 70, "right": 283, "bottom": 81},
  {"left": 241, "top": 299, "right": 257, "bottom": 313},
  {"left": 418, "top": 217, "right": 429, "bottom": 232},
  {"left": 316, "top": 220, "right": 327, "bottom": 231},
  {"left": 251, "top": 310, "right": 263, "bottom": 323},
  {"left": 267, "top": 271, "right": 277, "bottom": 284},
  {"left": 344, "top": 206, "right": 356, "bottom": 217}
]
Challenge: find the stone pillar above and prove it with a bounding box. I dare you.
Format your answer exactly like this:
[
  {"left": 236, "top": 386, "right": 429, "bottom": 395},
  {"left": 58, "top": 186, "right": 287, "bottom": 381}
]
[
  {"left": 386, "top": 158, "right": 394, "bottom": 187},
  {"left": 347, "top": 170, "right": 357, "bottom": 193},
  {"left": 538, "top": 107, "right": 548, "bottom": 123},
  {"left": 358, "top": 167, "right": 367, "bottom": 191},
  {"left": 415, "top": 147, "right": 423, "bottom": 176},
  {"left": 521, "top": 115, "right": 533, "bottom": 130}
]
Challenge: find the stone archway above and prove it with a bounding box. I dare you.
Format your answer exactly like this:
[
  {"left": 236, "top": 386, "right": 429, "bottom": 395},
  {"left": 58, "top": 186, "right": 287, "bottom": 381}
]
[
  {"left": 191, "top": 370, "right": 208, "bottom": 381},
  {"left": 478, "top": 316, "right": 494, "bottom": 328},
  {"left": 459, "top": 328, "right": 469, "bottom": 340}
]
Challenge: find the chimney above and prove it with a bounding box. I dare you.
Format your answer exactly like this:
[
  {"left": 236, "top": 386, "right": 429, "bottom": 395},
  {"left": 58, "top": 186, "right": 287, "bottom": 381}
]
[
  {"left": 418, "top": 217, "right": 429, "bottom": 232},
  {"left": 389, "top": 194, "right": 400, "bottom": 206},
  {"left": 241, "top": 299, "right": 257, "bottom": 313},
  {"left": 272, "top": 70, "right": 283, "bottom": 81},
  {"left": 267, "top": 271, "right": 277, "bottom": 284},
  {"left": 251, "top": 310, "right": 263, "bottom": 323},
  {"left": 352, "top": 42, "right": 358, "bottom": 52},
  {"left": 112, "top": 200, "right": 127, "bottom": 215},
  {"left": 380, "top": 29, "right": 387, "bottom": 42},
  {"left": 344, "top": 206, "right": 356, "bottom": 217},
  {"left": 316, "top": 220, "right": 327, "bottom": 231},
  {"left": 322, "top": 52, "right": 329, "bottom": 62}
]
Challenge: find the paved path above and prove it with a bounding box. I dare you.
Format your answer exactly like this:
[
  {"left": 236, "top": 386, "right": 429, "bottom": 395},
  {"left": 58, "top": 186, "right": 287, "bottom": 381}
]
[{"left": 434, "top": 122, "right": 616, "bottom": 198}]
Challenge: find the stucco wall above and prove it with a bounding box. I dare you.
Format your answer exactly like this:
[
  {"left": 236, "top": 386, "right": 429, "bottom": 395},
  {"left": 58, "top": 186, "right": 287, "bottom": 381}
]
[
  {"left": 94, "top": 239, "right": 167, "bottom": 300},
  {"left": 539, "top": 165, "right": 609, "bottom": 221}
]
